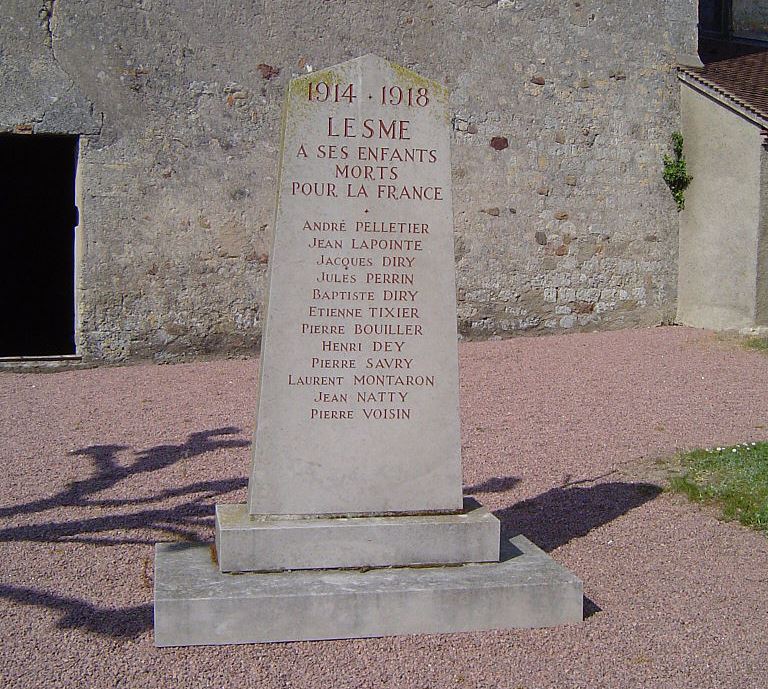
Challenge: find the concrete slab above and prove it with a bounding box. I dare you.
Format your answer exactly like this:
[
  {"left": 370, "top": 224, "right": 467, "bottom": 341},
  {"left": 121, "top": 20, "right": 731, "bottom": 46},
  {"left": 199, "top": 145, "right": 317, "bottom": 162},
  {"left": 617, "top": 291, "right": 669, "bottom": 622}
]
[
  {"left": 154, "top": 535, "right": 583, "bottom": 647},
  {"left": 215, "top": 499, "right": 500, "bottom": 573}
]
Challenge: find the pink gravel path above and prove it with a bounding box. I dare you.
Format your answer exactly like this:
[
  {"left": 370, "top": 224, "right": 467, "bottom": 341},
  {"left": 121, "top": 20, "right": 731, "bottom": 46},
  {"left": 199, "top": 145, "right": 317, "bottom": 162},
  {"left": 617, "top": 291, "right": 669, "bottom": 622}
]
[{"left": 1, "top": 326, "right": 767, "bottom": 689}]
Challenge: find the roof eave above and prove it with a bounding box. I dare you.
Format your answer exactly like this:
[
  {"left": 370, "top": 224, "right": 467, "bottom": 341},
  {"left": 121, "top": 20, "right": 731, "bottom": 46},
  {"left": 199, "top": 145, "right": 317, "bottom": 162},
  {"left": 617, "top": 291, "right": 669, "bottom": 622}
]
[{"left": 678, "top": 68, "right": 768, "bottom": 132}]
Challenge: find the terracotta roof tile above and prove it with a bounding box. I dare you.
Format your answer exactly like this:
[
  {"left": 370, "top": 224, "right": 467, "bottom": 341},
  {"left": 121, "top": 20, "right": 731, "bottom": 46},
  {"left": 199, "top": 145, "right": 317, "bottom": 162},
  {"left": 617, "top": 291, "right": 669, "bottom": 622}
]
[{"left": 681, "top": 39, "right": 768, "bottom": 124}]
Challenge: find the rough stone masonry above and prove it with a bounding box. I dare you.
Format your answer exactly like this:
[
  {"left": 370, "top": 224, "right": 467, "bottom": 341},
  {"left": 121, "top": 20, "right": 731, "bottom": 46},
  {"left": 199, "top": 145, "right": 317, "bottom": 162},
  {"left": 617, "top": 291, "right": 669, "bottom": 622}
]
[{"left": 0, "top": 0, "right": 698, "bottom": 363}]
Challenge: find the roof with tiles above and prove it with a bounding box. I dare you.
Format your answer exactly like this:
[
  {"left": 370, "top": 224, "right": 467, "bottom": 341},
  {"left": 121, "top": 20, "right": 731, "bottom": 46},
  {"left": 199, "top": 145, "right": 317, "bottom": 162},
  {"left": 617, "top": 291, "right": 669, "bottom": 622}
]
[{"left": 680, "top": 39, "right": 768, "bottom": 127}]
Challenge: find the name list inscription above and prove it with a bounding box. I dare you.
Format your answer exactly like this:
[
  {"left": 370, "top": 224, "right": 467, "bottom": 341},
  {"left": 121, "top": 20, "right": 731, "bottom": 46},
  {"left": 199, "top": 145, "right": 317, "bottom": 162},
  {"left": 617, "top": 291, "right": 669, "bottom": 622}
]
[{"left": 288, "top": 77, "right": 446, "bottom": 422}]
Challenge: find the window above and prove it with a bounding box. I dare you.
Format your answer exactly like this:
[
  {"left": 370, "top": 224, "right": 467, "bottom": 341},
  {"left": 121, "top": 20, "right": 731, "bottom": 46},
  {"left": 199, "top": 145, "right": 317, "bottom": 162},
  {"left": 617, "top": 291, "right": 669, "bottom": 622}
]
[{"left": 700, "top": 0, "right": 732, "bottom": 37}]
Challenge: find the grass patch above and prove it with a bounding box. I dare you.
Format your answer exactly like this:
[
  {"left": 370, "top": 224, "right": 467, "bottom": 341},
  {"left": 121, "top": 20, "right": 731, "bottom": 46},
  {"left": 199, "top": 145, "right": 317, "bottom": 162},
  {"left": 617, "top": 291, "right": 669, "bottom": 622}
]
[
  {"left": 742, "top": 336, "right": 768, "bottom": 352},
  {"left": 669, "top": 442, "right": 768, "bottom": 534}
]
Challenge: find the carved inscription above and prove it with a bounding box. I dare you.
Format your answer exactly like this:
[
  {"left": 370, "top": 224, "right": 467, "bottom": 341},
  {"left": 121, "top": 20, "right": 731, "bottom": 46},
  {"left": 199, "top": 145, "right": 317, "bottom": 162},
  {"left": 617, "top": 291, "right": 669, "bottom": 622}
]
[{"left": 284, "top": 73, "right": 450, "bottom": 422}]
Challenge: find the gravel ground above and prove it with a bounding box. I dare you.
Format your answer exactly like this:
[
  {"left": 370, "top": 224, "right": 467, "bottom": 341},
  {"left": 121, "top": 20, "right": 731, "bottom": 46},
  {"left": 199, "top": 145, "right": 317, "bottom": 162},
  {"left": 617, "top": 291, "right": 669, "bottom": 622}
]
[{"left": 1, "top": 326, "right": 767, "bottom": 689}]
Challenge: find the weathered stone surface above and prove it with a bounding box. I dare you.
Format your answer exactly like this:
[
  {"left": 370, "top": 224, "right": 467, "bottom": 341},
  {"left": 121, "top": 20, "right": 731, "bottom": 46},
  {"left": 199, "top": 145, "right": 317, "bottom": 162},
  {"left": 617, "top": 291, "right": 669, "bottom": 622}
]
[
  {"left": 153, "top": 535, "right": 583, "bottom": 646},
  {"left": 247, "top": 55, "right": 462, "bottom": 516},
  {"left": 0, "top": 1, "right": 697, "bottom": 362},
  {"left": 733, "top": 0, "right": 768, "bottom": 41},
  {"left": 215, "top": 499, "right": 500, "bottom": 572}
]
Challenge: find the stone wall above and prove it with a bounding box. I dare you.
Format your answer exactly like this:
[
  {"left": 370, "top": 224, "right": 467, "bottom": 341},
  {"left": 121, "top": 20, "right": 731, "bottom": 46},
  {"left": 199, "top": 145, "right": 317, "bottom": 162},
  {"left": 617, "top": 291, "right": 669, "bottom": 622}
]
[
  {"left": 1, "top": 0, "right": 697, "bottom": 362},
  {"left": 732, "top": 0, "right": 768, "bottom": 41}
]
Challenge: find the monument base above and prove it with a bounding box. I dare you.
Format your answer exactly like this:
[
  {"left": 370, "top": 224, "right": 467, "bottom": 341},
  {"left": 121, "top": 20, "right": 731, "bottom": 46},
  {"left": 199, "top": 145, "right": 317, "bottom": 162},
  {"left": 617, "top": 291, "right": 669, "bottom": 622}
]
[
  {"left": 215, "top": 498, "right": 500, "bottom": 572},
  {"left": 153, "top": 535, "right": 583, "bottom": 647}
]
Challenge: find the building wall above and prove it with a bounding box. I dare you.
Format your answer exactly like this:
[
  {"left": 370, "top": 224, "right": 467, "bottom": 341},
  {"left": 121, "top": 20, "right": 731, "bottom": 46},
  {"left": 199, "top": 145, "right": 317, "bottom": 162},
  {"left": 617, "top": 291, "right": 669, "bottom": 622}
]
[
  {"left": 1, "top": 0, "right": 697, "bottom": 362},
  {"left": 678, "top": 84, "right": 763, "bottom": 329},
  {"left": 757, "top": 145, "right": 768, "bottom": 325},
  {"left": 733, "top": 0, "right": 768, "bottom": 41}
]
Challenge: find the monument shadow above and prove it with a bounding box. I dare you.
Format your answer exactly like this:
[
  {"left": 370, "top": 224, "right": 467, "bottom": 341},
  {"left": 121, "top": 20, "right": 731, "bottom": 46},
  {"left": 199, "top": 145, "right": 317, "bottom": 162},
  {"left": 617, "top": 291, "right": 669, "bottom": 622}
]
[
  {"left": 466, "top": 473, "right": 663, "bottom": 618},
  {"left": 465, "top": 471, "right": 662, "bottom": 553},
  {"left": 491, "top": 479, "right": 662, "bottom": 553}
]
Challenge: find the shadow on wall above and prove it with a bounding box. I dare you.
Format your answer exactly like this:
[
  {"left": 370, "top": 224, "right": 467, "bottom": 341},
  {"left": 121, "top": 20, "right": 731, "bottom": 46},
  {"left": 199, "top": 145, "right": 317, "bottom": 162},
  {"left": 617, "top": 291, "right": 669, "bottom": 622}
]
[
  {"left": 699, "top": 36, "right": 768, "bottom": 65},
  {"left": 0, "top": 435, "right": 661, "bottom": 639}
]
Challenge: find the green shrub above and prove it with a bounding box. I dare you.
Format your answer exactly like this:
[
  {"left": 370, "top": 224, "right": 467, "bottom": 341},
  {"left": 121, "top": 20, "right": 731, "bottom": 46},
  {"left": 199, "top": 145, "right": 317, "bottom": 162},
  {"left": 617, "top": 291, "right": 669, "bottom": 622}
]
[{"left": 663, "top": 132, "right": 693, "bottom": 211}]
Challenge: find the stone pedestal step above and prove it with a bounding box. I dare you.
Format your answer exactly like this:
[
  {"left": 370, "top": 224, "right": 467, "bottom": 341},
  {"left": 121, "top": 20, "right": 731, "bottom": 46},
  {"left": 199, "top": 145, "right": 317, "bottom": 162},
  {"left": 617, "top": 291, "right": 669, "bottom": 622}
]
[
  {"left": 153, "top": 535, "right": 583, "bottom": 647},
  {"left": 215, "top": 498, "right": 500, "bottom": 573}
]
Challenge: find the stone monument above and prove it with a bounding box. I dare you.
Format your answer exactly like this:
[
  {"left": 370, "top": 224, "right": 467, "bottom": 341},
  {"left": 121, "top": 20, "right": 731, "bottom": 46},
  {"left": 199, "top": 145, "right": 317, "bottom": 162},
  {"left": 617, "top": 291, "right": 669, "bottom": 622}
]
[{"left": 154, "top": 55, "right": 582, "bottom": 646}]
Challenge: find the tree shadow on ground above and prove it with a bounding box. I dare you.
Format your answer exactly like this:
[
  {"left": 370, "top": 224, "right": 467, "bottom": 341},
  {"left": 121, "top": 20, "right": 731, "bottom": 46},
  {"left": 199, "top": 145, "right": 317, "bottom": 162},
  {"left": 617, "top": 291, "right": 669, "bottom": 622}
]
[
  {"left": 0, "top": 584, "right": 153, "bottom": 638},
  {"left": 0, "top": 427, "right": 249, "bottom": 545},
  {"left": 0, "top": 427, "right": 249, "bottom": 639}
]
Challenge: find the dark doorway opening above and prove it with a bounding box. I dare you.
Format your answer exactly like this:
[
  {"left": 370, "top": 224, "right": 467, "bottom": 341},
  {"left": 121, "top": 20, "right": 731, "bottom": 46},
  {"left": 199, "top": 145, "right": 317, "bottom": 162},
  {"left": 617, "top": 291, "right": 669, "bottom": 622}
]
[{"left": 0, "top": 134, "right": 78, "bottom": 357}]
